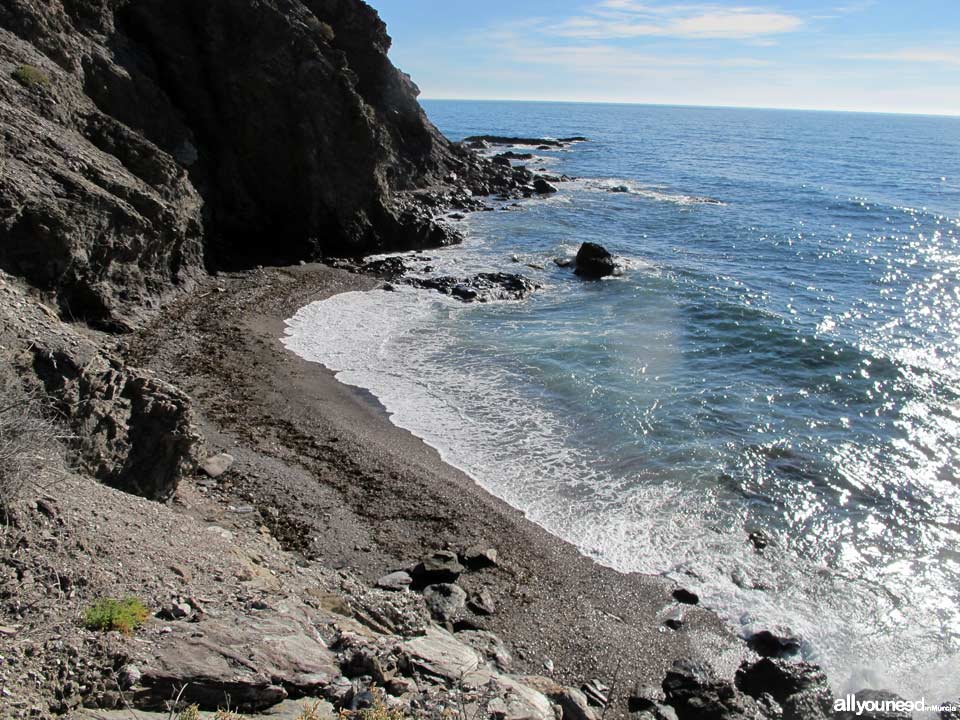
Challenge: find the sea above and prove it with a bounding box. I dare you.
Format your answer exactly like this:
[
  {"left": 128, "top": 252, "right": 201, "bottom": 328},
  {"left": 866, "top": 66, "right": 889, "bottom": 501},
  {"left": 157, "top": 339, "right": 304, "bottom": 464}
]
[{"left": 283, "top": 100, "right": 960, "bottom": 699}]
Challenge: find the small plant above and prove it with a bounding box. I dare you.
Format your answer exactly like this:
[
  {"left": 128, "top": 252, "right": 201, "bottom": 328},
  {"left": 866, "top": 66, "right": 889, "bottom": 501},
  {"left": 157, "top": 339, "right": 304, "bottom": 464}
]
[
  {"left": 357, "top": 691, "right": 404, "bottom": 720},
  {"left": 177, "top": 706, "right": 201, "bottom": 720},
  {"left": 213, "top": 709, "right": 242, "bottom": 720},
  {"left": 83, "top": 597, "right": 150, "bottom": 634},
  {"left": 11, "top": 64, "right": 50, "bottom": 88},
  {"left": 298, "top": 700, "right": 328, "bottom": 720}
]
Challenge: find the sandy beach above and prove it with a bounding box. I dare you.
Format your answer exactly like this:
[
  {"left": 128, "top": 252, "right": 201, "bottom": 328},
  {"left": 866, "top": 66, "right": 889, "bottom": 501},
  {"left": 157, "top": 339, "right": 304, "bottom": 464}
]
[{"left": 128, "top": 261, "right": 746, "bottom": 701}]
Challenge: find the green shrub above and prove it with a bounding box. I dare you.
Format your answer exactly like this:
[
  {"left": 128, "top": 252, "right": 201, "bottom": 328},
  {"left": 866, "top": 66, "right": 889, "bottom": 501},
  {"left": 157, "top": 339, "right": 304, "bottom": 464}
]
[
  {"left": 83, "top": 597, "right": 150, "bottom": 634},
  {"left": 11, "top": 64, "right": 50, "bottom": 88}
]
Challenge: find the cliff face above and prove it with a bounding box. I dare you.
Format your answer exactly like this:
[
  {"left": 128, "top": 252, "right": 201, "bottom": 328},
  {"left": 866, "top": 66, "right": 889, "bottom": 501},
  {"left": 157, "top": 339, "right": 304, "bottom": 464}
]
[{"left": 0, "top": 0, "right": 468, "bottom": 330}]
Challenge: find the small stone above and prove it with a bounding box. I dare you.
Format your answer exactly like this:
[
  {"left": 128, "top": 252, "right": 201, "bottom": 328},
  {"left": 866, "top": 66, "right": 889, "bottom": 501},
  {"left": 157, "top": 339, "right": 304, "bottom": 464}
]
[
  {"left": 468, "top": 589, "right": 496, "bottom": 616},
  {"left": 581, "top": 679, "right": 610, "bottom": 707},
  {"left": 117, "top": 664, "right": 140, "bottom": 689},
  {"left": 423, "top": 583, "right": 467, "bottom": 622},
  {"left": 672, "top": 588, "right": 700, "bottom": 605},
  {"left": 200, "top": 453, "right": 234, "bottom": 478},
  {"left": 555, "top": 687, "right": 597, "bottom": 720},
  {"left": 489, "top": 697, "right": 509, "bottom": 720},
  {"left": 386, "top": 676, "right": 418, "bottom": 697},
  {"left": 377, "top": 571, "right": 413, "bottom": 592},
  {"left": 463, "top": 546, "right": 499, "bottom": 569},
  {"left": 169, "top": 565, "right": 191, "bottom": 581},
  {"left": 412, "top": 550, "right": 464, "bottom": 586},
  {"left": 627, "top": 685, "right": 662, "bottom": 714}
]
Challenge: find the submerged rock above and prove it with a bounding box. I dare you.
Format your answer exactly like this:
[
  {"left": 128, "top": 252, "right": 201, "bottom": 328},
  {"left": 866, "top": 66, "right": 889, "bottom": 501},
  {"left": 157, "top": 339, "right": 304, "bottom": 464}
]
[
  {"left": 407, "top": 273, "right": 539, "bottom": 303},
  {"left": 463, "top": 135, "right": 586, "bottom": 147},
  {"left": 748, "top": 530, "right": 771, "bottom": 551},
  {"left": 573, "top": 243, "right": 617, "bottom": 279},
  {"left": 534, "top": 178, "right": 559, "bottom": 194}
]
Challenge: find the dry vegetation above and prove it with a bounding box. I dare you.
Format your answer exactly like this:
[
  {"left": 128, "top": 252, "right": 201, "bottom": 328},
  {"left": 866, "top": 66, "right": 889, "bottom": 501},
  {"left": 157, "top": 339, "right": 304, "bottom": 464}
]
[{"left": 0, "top": 364, "right": 64, "bottom": 514}]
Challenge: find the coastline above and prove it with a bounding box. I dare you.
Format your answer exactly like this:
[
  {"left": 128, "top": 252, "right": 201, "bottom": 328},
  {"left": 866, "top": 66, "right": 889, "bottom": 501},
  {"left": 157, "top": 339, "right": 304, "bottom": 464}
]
[{"left": 129, "top": 261, "right": 747, "bottom": 700}]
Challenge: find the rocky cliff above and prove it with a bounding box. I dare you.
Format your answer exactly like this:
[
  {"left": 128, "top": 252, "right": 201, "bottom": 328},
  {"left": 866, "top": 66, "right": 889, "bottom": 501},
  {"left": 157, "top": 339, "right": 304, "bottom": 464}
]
[{"left": 0, "top": 0, "right": 499, "bottom": 332}]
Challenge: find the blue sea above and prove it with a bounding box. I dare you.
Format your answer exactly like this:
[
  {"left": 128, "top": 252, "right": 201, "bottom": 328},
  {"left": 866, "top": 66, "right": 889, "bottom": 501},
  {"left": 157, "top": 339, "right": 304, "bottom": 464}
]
[{"left": 284, "top": 101, "right": 960, "bottom": 698}]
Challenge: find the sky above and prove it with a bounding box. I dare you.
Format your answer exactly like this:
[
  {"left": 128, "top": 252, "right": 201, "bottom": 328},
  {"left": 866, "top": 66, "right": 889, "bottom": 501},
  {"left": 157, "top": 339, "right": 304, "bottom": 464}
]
[{"left": 372, "top": 0, "right": 960, "bottom": 116}]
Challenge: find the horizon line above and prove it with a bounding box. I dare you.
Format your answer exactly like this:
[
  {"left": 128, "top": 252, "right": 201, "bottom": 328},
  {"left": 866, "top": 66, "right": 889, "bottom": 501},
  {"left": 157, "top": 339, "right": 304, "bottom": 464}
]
[{"left": 418, "top": 97, "right": 960, "bottom": 120}]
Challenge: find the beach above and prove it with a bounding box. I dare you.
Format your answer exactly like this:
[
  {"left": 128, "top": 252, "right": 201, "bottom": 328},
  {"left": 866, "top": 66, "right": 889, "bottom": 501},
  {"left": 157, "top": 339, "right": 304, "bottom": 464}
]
[{"left": 128, "top": 261, "right": 746, "bottom": 696}]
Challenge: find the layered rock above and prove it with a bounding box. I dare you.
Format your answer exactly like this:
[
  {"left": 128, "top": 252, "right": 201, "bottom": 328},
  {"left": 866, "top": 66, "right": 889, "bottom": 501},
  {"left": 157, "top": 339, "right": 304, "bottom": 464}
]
[
  {"left": 0, "top": 0, "right": 517, "bottom": 330},
  {"left": 0, "top": 270, "right": 198, "bottom": 501}
]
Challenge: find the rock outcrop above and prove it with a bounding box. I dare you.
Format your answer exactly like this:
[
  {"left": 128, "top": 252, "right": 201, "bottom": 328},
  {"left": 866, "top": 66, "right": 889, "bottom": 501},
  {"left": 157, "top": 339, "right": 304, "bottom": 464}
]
[
  {"left": 0, "top": 270, "right": 198, "bottom": 501},
  {"left": 0, "top": 0, "right": 521, "bottom": 330}
]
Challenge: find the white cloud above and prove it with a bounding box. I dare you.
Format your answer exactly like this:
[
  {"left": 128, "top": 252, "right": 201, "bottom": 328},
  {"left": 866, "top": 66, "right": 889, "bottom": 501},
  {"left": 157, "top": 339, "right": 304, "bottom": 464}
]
[
  {"left": 543, "top": 1, "right": 804, "bottom": 41},
  {"left": 843, "top": 49, "right": 960, "bottom": 66},
  {"left": 507, "top": 42, "right": 772, "bottom": 72}
]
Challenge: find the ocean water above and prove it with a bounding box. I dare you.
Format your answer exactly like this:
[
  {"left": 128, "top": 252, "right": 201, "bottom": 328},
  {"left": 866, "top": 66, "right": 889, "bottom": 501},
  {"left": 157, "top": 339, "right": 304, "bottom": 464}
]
[{"left": 283, "top": 101, "right": 960, "bottom": 698}]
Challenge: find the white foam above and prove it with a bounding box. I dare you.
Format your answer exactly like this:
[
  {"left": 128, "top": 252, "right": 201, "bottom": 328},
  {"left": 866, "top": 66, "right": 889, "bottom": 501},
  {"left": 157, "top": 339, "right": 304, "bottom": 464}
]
[
  {"left": 282, "top": 283, "right": 960, "bottom": 702},
  {"left": 577, "top": 178, "right": 726, "bottom": 206}
]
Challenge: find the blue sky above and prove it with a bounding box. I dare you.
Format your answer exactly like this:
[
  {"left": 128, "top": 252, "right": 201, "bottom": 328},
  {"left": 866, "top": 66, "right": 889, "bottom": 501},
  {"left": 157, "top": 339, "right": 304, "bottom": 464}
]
[{"left": 373, "top": 0, "right": 960, "bottom": 115}]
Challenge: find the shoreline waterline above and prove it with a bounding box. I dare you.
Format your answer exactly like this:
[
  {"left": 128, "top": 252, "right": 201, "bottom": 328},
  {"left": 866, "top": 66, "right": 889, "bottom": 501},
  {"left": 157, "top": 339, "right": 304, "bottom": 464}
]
[{"left": 280, "top": 271, "right": 960, "bottom": 701}]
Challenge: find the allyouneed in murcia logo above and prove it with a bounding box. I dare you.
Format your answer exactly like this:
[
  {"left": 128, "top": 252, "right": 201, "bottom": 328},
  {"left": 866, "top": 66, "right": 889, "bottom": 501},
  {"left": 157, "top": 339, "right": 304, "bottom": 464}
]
[{"left": 834, "top": 694, "right": 959, "bottom": 716}]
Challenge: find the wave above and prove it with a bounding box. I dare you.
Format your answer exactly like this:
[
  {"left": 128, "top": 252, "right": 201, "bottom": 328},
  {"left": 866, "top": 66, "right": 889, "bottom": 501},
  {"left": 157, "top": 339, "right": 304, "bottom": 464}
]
[
  {"left": 577, "top": 178, "right": 727, "bottom": 206},
  {"left": 282, "top": 282, "right": 960, "bottom": 701}
]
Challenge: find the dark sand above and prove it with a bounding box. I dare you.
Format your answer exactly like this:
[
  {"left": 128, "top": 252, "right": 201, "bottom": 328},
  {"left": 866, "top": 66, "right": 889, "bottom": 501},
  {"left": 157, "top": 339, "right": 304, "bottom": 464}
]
[{"left": 129, "top": 262, "right": 747, "bottom": 710}]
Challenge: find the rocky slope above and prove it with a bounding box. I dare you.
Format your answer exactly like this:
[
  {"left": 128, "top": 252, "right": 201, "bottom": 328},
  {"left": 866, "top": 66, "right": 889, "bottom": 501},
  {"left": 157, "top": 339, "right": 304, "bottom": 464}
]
[
  {"left": 0, "top": 0, "right": 523, "bottom": 331},
  {"left": 0, "top": 1, "right": 914, "bottom": 718}
]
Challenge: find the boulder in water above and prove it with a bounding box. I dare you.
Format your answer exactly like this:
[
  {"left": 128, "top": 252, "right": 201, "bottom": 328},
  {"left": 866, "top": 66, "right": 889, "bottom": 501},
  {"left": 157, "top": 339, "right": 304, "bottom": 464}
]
[
  {"left": 533, "top": 178, "right": 559, "bottom": 194},
  {"left": 574, "top": 243, "right": 617, "bottom": 279}
]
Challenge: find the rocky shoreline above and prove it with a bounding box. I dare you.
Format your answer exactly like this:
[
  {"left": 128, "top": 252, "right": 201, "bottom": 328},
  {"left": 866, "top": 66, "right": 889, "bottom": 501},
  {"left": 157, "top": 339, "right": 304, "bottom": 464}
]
[
  {"left": 0, "top": 0, "right": 934, "bottom": 717},
  {"left": 0, "top": 254, "right": 934, "bottom": 720}
]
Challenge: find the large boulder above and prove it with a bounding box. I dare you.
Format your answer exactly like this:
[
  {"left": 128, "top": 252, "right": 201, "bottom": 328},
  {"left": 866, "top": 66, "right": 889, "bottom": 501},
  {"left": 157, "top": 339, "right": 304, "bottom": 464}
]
[
  {"left": 736, "top": 658, "right": 833, "bottom": 720},
  {"left": 574, "top": 243, "right": 617, "bottom": 279},
  {"left": 662, "top": 659, "right": 767, "bottom": 720},
  {"left": 136, "top": 609, "right": 339, "bottom": 712}
]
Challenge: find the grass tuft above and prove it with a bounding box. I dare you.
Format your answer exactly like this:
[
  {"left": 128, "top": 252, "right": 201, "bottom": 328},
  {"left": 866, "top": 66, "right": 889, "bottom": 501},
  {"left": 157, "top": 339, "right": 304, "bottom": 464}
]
[
  {"left": 11, "top": 64, "right": 50, "bottom": 88},
  {"left": 177, "top": 706, "right": 201, "bottom": 720},
  {"left": 83, "top": 596, "right": 150, "bottom": 634}
]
